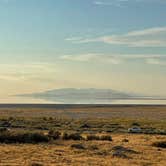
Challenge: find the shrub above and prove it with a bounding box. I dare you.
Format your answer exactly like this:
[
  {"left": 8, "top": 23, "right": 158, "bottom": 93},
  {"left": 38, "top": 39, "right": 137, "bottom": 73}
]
[
  {"left": 48, "top": 130, "right": 61, "bottom": 140},
  {"left": 69, "top": 133, "right": 83, "bottom": 140},
  {"left": 1, "top": 121, "right": 11, "bottom": 127},
  {"left": 86, "top": 134, "right": 112, "bottom": 141},
  {"left": 152, "top": 141, "right": 166, "bottom": 148},
  {"left": 0, "top": 127, "right": 9, "bottom": 133},
  {"left": 49, "top": 117, "right": 54, "bottom": 121},
  {"left": 100, "top": 135, "right": 112, "bottom": 141},
  {"left": 62, "top": 132, "right": 68, "bottom": 140},
  {"left": 86, "top": 134, "right": 100, "bottom": 141},
  {"left": 62, "top": 132, "right": 83, "bottom": 140},
  {"left": 0, "top": 131, "right": 49, "bottom": 143},
  {"left": 26, "top": 133, "right": 49, "bottom": 143},
  {"left": 42, "top": 117, "right": 47, "bottom": 121},
  {"left": 8, "top": 117, "right": 15, "bottom": 121}
]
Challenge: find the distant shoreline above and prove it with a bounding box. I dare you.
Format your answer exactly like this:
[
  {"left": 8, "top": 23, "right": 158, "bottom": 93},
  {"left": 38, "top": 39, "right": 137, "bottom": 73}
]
[{"left": 0, "top": 103, "right": 166, "bottom": 109}]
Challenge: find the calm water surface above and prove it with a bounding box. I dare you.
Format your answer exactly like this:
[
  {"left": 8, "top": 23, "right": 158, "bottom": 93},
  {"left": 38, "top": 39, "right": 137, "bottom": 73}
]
[{"left": 0, "top": 96, "right": 166, "bottom": 105}]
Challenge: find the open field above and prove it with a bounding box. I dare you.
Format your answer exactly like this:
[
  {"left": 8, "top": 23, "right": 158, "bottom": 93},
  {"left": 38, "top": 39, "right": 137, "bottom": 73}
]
[
  {"left": 0, "top": 134, "right": 165, "bottom": 166},
  {"left": 0, "top": 104, "right": 166, "bottom": 120},
  {"left": 0, "top": 104, "right": 165, "bottom": 165}
]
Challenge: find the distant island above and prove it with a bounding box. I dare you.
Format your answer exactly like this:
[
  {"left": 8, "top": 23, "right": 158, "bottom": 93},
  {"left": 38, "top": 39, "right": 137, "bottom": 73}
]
[{"left": 17, "top": 88, "right": 166, "bottom": 104}]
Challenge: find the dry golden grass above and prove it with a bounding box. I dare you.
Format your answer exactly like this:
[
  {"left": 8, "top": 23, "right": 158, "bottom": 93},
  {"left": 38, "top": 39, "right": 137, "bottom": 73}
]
[
  {"left": 0, "top": 105, "right": 165, "bottom": 165},
  {"left": 0, "top": 134, "right": 165, "bottom": 166},
  {"left": 0, "top": 105, "right": 165, "bottom": 120}
]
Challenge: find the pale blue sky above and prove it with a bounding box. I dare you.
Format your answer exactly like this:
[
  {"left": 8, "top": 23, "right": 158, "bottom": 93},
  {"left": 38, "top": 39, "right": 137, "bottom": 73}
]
[{"left": 0, "top": 0, "right": 166, "bottom": 101}]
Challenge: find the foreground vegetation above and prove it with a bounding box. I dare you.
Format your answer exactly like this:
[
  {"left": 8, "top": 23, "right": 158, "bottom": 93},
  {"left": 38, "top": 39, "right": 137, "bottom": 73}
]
[
  {"left": 0, "top": 129, "right": 113, "bottom": 143},
  {"left": 0, "top": 134, "right": 165, "bottom": 166},
  {"left": 0, "top": 116, "right": 165, "bottom": 135}
]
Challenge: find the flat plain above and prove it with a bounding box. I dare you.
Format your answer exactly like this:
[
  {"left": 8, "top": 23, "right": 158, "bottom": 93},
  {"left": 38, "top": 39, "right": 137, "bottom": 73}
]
[{"left": 0, "top": 104, "right": 165, "bottom": 166}]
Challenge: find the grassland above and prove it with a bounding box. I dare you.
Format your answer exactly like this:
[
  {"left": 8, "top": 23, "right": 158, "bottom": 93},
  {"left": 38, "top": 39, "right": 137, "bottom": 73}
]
[
  {"left": 0, "top": 104, "right": 165, "bottom": 166},
  {"left": 0, "top": 134, "right": 165, "bottom": 166}
]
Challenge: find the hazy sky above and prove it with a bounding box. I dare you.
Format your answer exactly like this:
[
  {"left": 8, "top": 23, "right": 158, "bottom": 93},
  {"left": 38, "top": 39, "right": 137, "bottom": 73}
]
[{"left": 0, "top": 0, "right": 166, "bottom": 101}]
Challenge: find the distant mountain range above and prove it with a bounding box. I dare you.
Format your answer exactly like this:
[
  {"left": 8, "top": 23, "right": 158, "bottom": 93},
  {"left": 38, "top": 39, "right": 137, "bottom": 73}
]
[{"left": 18, "top": 88, "right": 149, "bottom": 104}]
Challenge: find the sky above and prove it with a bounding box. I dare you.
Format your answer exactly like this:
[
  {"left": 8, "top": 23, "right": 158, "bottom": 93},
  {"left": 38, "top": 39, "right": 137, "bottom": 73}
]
[{"left": 0, "top": 0, "right": 166, "bottom": 102}]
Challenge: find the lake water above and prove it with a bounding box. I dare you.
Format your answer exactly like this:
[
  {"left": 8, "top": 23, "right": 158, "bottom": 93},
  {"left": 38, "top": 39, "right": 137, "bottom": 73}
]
[{"left": 0, "top": 96, "right": 166, "bottom": 105}]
